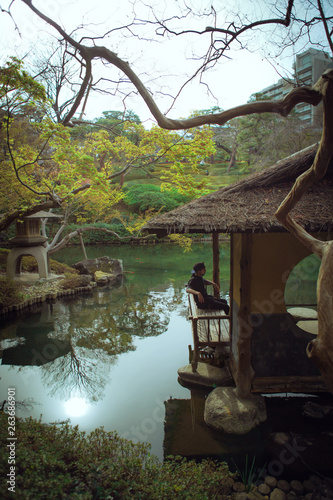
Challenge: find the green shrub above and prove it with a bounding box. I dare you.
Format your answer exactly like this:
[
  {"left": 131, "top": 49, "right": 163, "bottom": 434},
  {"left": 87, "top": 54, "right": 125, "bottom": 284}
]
[
  {"left": 0, "top": 249, "right": 79, "bottom": 275},
  {"left": 20, "top": 256, "right": 80, "bottom": 275},
  {"left": 124, "top": 184, "right": 191, "bottom": 213},
  {"left": 0, "top": 412, "right": 234, "bottom": 499},
  {"left": 0, "top": 223, "right": 15, "bottom": 244},
  {"left": 0, "top": 276, "right": 24, "bottom": 308},
  {"left": 49, "top": 260, "right": 79, "bottom": 275},
  {"left": 19, "top": 255, "right": 41, "bottom": 272}
]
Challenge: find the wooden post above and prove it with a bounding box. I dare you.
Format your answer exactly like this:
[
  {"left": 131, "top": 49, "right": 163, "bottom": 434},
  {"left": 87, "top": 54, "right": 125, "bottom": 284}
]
[
  {"left": 78, "top": 231, "right": 88, "bottom": 260},
  {"left": 212, "top": 232, "right": 220, "bottom": 298},
  {"left": 236, "top": 232, "right": 254, "bottom": 398},
  {"left": 191, "top": 318, "right": 199, "bottom": 372},
  {"left": 229, "top": 233, "right": 234, "bottom": 343}
]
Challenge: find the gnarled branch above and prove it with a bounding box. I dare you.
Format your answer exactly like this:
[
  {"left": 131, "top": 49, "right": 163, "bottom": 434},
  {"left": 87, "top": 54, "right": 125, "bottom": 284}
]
[
  {"left": 19, "top": 0, "right": 323, "bottom": 131},
  {"left": 275, "top": 68, "right": 333, "bottom": 392}
]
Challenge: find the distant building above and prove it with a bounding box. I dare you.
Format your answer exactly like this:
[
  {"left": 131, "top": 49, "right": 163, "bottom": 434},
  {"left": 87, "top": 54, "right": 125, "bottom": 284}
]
[{"left": 259, "top": 48, "right": 333, "bottom": 125}]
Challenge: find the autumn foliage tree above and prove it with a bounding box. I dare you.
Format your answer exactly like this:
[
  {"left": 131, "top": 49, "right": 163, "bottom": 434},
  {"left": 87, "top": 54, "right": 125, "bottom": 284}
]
[{"left": 0, "top": 58, "right": 215, "bottom": 250}]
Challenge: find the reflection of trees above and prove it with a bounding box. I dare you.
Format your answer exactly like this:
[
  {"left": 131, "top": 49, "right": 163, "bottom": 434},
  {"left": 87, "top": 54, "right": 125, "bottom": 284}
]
[
  {"left": 5, "top": 283, "right": 182, "bottom": 402},
  {"left": 63, "top": 282, "right": 178, "bottom": 340},
  {"left": 40, "top": 343, "right": 112, "bottom": 402},
  {"left": 114, "top": 289, "right": 171, "bottom": 337},
  {"left": 35, "top": 299, "right": 136, "bottom": 402},
  {"left": 1, "top": 277, "right": 189, "bottom": 403}
]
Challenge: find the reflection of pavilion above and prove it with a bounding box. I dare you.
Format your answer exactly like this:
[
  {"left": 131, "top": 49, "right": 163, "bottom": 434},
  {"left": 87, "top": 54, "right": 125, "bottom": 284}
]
[
  {"left": 1, "top": 303, "right": 71, "bottom": 366},
  {"left": 163, "top": 387, "right": 333, "bottom": 478},
  {"left": 163, "top": 386, "right": 264, "bottom": 462}
]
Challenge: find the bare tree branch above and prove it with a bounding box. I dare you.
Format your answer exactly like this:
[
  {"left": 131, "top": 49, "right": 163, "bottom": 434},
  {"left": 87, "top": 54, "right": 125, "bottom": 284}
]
[
  {"left": 18, "top": 0, "right": 324, "bottom": 131},
  {"left": 317, "top": 0, "right": 333, "bottom": 53},
  {"left": 275, "top": 68, "right": 333, "bottom": 392},
  {"left": 48, "top": 225, "right": 154, "bottom": 255},
  {"left": 275, "top": 69, "right": 333, "bottom": 255}
]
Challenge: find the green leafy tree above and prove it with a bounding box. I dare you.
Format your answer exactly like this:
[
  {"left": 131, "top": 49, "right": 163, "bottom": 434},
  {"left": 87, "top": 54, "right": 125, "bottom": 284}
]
[
  {"left": 0, "top": 58, "right": 216, "bottom": 254},
  {"left": 0, "top": 59, "right": 125, "bottom": 241}
]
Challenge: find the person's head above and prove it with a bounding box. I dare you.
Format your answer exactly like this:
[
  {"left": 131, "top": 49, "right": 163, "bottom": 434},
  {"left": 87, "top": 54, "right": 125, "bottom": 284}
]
[{"left": 193, "top": 262, "right": 206, "bottom": 276}]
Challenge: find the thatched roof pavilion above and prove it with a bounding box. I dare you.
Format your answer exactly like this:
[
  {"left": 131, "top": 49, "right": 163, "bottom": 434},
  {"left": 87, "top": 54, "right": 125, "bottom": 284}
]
[
  {"left": 144, "top": 143, "right": 332, "bottom": 397},
  {"left": 144, "top": 144, "right": 333, "bottom": 236}
]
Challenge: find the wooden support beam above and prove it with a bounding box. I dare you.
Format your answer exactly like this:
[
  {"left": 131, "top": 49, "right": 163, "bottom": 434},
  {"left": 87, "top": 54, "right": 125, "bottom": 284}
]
[
  {"left": 236, "top": 233, "right": 254, "bottom": 398},
  {"left": 212, "top": 233, "right": 220, "bottom": 298}
]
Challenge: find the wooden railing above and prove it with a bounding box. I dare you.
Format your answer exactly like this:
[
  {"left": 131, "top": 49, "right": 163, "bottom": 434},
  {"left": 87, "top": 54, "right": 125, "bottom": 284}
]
[{"left": 188, "top": 293, "right": 230, "bottom": 372}]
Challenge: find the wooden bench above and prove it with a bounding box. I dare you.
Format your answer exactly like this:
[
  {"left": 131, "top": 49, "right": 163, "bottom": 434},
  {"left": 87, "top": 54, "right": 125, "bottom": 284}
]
[{"left": 188, "top": 293, "right": 230, "bottom": 372}]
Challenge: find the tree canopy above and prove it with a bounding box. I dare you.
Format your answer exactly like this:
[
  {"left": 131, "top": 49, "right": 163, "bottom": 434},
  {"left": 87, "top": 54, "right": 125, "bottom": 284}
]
[
  {"left": 1, "top": 0, "right": 331, "bottom": 128},
  {"left": 0, "top": 56, "right": 216, "bottom": 239},
  {"left": 0, "top": 1, "right": 332, "bottom": 246},
  {"left": 1, "top": 0, "right": 333, "bottom": 392}
]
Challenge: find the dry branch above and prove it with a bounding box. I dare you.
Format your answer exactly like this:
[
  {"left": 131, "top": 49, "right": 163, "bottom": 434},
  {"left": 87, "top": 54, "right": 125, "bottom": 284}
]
[
  {"left": 20, "top": 0, "right": 324, "bottom": 131},
  {"left": 47, "top": 225, "right": 154, "bottom": 255},
  {"left": 275, "top": 68, "right": 333, "bottom": 392}
]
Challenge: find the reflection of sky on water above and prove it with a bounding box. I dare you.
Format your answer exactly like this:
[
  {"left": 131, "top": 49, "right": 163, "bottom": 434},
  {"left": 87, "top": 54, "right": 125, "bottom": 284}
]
[
  {"left": 0, "top": 302, "right": 191, "bottom": 459},
  {"left": 0, "top": 260, "right": 194, "bottom": 460}
]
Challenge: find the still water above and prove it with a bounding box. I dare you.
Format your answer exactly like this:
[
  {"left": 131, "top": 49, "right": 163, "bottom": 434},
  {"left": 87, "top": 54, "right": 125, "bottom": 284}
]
[
  {"left": 1, "top": 242, "right": 332, "bottom": 478},
  {"left": 0, "top": 243, "right": 230, "bottom": 461}
]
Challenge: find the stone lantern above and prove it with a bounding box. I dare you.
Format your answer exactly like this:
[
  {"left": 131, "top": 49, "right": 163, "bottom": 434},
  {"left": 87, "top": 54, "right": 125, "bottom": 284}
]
[{"left": 6, "top": 211, "right": 62, "bottom": 280}]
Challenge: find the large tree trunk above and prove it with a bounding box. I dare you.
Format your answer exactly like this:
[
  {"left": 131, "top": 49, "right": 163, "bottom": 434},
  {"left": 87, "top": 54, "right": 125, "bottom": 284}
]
[
  {"left": 275, "top": 69, "right": 333, "bottom": 393},
  {"left": 307, "top": 241, "right": 333, "bottom": 392}
]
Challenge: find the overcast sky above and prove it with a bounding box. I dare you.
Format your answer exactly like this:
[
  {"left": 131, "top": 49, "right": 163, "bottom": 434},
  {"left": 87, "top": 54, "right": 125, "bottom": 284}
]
[{"left": 0, "top": 0, "right": 328, "bottom": 126}]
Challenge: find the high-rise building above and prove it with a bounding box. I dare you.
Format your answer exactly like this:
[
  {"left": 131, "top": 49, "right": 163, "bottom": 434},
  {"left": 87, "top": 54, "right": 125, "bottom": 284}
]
[{"left": 259, "top": 48, "right": 333, "bottom": 124}]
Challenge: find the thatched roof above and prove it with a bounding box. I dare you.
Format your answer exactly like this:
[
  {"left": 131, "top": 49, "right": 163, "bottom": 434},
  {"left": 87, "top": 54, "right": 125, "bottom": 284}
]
[{"left": 144, "top": 144, "right": 333, "bottom": 236}]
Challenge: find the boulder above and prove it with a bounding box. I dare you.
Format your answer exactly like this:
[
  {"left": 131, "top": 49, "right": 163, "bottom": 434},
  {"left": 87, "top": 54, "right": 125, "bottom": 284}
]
[
  {"left": 94, "top": 270, "right": 121, "bottom": 286},
  {"left": 72, "top": 257, "right": 123, "bottom": 282},
  {"left": 177, "top": 363, "right": 234, "bottom": 388},
  {"left": 76, "top": 274, "right": 93, "bottom": 286},
  {"left": 204, "top": 386, "right": 267, "bottom": 434}
]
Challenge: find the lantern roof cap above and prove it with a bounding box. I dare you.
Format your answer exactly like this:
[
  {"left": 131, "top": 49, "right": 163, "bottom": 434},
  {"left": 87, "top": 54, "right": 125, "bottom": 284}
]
[{"left": 24, "top": 211, "right": 62, "bottom": 219}]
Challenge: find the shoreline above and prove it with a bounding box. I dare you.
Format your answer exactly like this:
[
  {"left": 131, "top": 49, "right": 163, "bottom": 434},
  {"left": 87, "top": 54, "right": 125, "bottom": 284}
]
[{"left": 0, "top": 273, "right": 97, "bottom": 317}]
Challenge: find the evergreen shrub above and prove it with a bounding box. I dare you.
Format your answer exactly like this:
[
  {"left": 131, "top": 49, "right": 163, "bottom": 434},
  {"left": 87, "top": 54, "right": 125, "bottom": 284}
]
[
  {"left": 123, "top": 184, "right": 191, "bottom": 213},
  {"left": 0, "top": 412, "right": 234, "bottom": 499}
]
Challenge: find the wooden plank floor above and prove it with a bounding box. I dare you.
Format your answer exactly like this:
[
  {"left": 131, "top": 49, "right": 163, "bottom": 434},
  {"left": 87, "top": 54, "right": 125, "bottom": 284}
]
[
  {"left": 188, "top": 294, "right": 230, "bottom": 343},
  {"left": 197, "top": 315, "right": 230, "bottom": 343}
]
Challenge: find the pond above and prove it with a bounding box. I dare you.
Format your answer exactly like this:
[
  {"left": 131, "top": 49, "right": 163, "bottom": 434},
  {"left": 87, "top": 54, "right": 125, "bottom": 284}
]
[
  {"left": 1, "top": 242, "right": 332, "bottom": 479},
  {"left": 0, "top": 243, "right": 230, "bottom": 461}
]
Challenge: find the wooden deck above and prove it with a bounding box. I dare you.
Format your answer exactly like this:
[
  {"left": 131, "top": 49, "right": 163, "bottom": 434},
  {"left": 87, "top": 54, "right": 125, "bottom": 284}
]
[{"left": 188, "top": 293, "right": 230, "bottom": 371}]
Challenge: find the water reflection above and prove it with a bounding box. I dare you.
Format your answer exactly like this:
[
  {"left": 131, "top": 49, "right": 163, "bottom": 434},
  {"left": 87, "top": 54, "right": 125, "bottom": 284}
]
[
  {"left": 1, "top": 243, "right": 219, "bottom": 460},
  {"left": 164, "top": 386, "right": 265, "bottom": 462},
  {"left": 164, "top": 387, "right": 333, "bottom": 479},
  {"left": 1, "top": 278, "right": 183, "bottom": 403},
  {"left": 2, "top": 307, "right": 70, "bottom": 366}
]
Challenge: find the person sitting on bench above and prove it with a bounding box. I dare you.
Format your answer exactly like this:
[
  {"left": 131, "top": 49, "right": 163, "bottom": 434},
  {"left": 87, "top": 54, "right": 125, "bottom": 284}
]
[{"left": 186, "top": 262, "right": 229, "bottom": 314}]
